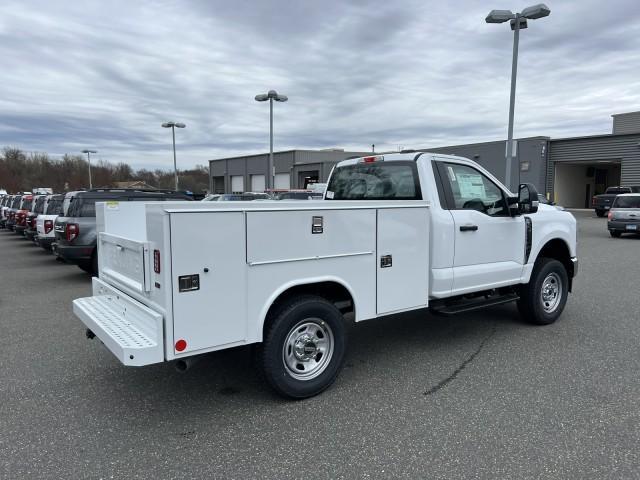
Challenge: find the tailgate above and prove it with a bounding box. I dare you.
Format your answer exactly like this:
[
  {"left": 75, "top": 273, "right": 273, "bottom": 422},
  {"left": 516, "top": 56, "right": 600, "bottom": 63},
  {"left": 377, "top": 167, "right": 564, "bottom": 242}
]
[
  {"left": 99, "top": 232, "right": 151, "bottom": 293},
  {"left": 73, "top": 277, "right": 163, "bottom": 366}
]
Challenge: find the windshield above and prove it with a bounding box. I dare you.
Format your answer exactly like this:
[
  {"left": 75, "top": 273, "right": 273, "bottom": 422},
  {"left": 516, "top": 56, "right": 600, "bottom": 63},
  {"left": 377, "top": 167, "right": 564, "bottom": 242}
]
[
  {"left": 326, "top": 161, "right": 421, "bottom": 200},
  {"left": 613, "top": 196, "right": 640, "bottom": 208},
  {"left": 605, "top": 187, "right": 630, "bottom": 194},
  {"left": 220, "top": 193, "right": 270, "bottom": 201},
  {"left": 21, "top": 198, "right": 33, "bottom": 210},
  {"left": 274, "top": 191, "right": 322, "bottom": 200}
]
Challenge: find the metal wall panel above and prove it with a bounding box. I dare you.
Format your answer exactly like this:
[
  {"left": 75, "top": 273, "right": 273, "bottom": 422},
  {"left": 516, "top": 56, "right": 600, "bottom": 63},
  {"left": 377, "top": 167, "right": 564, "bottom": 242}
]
[
  {"left": 613, "top": 112, "right": 640, "bottom": 135},
  {"left": 547, "top": 134, "right": 640, "bottom": 194}
]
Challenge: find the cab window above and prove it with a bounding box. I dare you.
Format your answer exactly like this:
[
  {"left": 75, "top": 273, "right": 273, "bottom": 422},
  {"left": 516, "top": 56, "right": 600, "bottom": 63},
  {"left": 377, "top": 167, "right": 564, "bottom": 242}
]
[
  {"left": 442, "top": 163, "right": 508, "bottom": 216},
  {"left": 326, "top": 161, "right": 421, "bottom": 200}
]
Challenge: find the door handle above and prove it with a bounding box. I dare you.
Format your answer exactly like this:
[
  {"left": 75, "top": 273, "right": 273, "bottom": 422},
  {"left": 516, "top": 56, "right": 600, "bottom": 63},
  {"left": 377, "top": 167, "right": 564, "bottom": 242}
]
[{"left": 459, "top": 225, "right": 478, "bottom": 232}]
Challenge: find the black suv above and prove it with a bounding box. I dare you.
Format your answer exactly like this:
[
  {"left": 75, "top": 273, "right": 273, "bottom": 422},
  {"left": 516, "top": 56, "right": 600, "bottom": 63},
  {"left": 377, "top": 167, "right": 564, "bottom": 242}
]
[{"left": 54, "top": 189, "right": 192, "bottom": 274}]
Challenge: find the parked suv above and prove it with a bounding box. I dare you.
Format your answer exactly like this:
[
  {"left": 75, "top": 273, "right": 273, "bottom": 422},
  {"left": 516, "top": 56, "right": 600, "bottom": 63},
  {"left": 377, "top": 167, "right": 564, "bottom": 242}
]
[
  {"left": 6, "top": 195, "right": 24, "bottom": 231},
  {"left": 24, "top": 195, "right": 49, "bottom": 241},
  {"left": 54, "top": 189, "right": 192, "bottom": 274},
  {"left": 592, "top": 186, "right": 640, "bottom": 217},
  {"left": 14, "top": 194, "right": 34, "bottom": 235},
  {"left": 607, "top": 194, "right": 640, "bottom": 237},
  {"left": 36, "top": 194, "right": 64, "bottom": 250},
  {"left": 0, "top": 194, "right": 13, "bottom": 229}
]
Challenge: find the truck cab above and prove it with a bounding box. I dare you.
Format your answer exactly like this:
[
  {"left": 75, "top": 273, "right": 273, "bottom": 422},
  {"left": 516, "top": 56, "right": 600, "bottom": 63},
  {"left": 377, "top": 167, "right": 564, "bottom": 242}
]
[{"left": 73, "top": 153, "right": 577, "bottom": 399}]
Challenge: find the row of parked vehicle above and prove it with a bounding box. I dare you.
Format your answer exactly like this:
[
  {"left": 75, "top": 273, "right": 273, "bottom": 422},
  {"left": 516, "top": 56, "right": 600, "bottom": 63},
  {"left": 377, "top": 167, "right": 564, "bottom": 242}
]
[{"left": 0, "top": 187, "right": 327, "bottom": 275}]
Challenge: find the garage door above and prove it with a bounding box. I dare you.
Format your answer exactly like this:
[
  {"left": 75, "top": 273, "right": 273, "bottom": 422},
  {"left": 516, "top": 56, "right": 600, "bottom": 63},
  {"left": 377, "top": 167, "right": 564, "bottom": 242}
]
[
  {"left": 231, "top": 175, "right": 244, "bottom": 193},
  {"left": 274, "top": 173, "right": 290, "bottom": 190},
  {"left": 251, "top": 174, "right": 265, "bottom": 192}
]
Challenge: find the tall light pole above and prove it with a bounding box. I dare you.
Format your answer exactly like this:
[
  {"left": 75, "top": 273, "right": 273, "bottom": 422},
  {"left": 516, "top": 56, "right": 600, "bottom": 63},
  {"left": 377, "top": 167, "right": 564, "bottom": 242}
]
[
  {"left": 161, "top": 121, "right": 186, "bottom": 191},
  {"left": 486, "top": 3, "right": 550, "bottom": 190},
  {"left": 81, "top": 149, "right": 97, "bottom": 189},
  {"left": 255, "top": 90, "right": 288, "bottom": 190}
]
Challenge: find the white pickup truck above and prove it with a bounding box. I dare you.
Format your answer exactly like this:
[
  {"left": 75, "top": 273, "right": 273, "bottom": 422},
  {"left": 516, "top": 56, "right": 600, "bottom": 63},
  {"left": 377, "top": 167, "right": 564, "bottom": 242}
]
[{"left": 73, "top": 153, "right": 577, "bottom": 398}]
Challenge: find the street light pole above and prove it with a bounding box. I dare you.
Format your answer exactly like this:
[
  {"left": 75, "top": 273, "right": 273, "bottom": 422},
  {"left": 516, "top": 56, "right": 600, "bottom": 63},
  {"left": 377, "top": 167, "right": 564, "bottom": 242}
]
[
  {"left": 161, "top": 121, "right": 186, "bottom": 191},
  {"left": 270, "top": 96, "right": 273, "bottom": 188},
  {"left": 81, "top": 149, "right": 97, "bottom": 189},
  {"left": 486, "top": 3, "right": 550, "bottom": 190},
  {"left": 505, "top": 14, "right": 520, "bottom": 191},
  {"left": 255, "top": 90, "right": 288, "bottom": 190}
]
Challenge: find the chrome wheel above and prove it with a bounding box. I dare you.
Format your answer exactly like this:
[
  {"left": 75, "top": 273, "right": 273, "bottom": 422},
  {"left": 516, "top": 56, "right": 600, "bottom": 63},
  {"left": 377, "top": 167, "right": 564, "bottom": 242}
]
[
  {"left": 282, "top": 319, "right": 334, "bottom": 381},
  {"left": 540, "top": 272, "right": 562, "bottom": 314}
]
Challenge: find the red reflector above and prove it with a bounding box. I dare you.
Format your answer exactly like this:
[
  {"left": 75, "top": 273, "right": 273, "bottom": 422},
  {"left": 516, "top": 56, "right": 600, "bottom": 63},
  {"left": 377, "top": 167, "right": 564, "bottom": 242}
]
[
  {"left": 154, "top": 249, "right": 161, "bottom": 274},
  {"left": 175, "top": 339, "right": 187, "bottom": 352},
  {"left": 363, "top": 156, "right": 376, "bottom": 163}
]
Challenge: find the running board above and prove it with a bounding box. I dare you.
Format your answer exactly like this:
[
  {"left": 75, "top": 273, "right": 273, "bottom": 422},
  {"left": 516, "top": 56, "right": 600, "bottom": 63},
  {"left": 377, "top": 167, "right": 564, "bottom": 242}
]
[{"left": 430, "top": 293, "right": 519, "bottom": 316}]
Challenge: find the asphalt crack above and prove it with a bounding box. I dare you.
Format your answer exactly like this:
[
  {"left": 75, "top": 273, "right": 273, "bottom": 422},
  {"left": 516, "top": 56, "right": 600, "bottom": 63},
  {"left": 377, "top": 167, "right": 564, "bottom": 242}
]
[{"left": 424, "top": 323, "right": 497, "bottom": 396}]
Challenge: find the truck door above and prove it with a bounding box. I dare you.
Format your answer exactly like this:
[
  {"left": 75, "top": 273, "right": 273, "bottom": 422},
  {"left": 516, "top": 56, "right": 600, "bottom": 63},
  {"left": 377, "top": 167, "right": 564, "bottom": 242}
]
[{"left": 437, "top": 162, "right": 525, "bottom": 293}]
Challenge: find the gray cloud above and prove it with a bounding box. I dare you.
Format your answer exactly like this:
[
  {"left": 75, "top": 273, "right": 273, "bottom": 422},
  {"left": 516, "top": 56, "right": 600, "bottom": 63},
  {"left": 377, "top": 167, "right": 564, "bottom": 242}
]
[{"left": 1, "top": 0, "right": 638, "bottom": 169}]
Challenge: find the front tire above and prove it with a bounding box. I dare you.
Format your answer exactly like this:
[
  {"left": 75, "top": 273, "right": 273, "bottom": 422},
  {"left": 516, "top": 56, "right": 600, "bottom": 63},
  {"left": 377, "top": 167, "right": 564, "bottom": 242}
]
[
  {"left": 595, "top": 209, "right": 605, "bottom": 217},
  {"left": 518, "top": 258, "right": 569, "bottom": 325},
  {"left": 259, "top": 295, "right": 347, "bottom": 399}
]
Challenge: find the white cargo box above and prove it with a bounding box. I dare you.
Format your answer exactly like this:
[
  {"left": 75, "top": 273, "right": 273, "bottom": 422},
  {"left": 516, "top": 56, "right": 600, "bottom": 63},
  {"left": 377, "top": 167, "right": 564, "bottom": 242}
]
[{"left": 73, "top": 201, "right": 430, "bottom": 364}]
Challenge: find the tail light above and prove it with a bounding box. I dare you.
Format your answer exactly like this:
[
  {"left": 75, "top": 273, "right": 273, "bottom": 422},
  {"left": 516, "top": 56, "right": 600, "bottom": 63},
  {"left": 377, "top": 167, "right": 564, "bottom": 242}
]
[
  {"left": 44, "top": 220, "right": 54, "bottom": 234},
  {"left": 592, "top": 196, "right": 597, "bottom": 207},
  {"left": 608, "top": 211, "right": 613, "bottom": 220},
  {"left": 66, "top": 223, "right": 79, "bottom": 242}
]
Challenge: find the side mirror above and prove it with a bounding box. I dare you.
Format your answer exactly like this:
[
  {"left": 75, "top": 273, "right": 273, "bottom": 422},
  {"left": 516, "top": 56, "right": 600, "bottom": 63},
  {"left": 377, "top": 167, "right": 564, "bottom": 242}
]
[{"left": 518, "top": 183, "right": 539, "bottom": 214}]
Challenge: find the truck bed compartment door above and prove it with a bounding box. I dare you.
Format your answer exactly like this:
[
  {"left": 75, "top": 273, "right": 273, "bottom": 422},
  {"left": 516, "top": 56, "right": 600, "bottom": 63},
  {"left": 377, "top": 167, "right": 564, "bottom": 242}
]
[
  {"left": 376, "top": 208, "right": 429, "bottom": 314},
  {"left": 169, "top": 212, "right": 246, "bottom": 354},
  {"left": 99, "top": 232, "right": 151, "bottom": 294}
]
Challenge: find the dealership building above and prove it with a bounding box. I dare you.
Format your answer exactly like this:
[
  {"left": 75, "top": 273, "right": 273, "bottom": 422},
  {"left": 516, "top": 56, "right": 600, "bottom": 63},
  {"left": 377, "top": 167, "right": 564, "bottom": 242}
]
[{"left": 209, "top": 111, "right": 640, "bottom": 208}]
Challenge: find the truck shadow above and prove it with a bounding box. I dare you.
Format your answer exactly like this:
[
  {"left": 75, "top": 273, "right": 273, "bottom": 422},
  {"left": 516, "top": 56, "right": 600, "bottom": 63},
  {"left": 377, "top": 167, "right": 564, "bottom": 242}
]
[{"left": 86, "top": 304, "right": 527, "bottom": 416}]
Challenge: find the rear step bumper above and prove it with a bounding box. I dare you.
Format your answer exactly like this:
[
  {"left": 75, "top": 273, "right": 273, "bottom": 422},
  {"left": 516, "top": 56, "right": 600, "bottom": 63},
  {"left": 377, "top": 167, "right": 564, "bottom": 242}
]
[{"left": 73, "top": 278, "right": 164, "bottom": 366}]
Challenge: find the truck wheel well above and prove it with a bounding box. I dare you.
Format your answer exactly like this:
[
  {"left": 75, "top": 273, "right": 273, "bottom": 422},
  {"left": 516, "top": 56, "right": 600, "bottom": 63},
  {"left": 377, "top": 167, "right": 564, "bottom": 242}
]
[
  {"left": 265, "top": 282, "right": 355, "bottom": 326},
  {"left": 537, "top": 239, "right": 574, "bottom": 288}
]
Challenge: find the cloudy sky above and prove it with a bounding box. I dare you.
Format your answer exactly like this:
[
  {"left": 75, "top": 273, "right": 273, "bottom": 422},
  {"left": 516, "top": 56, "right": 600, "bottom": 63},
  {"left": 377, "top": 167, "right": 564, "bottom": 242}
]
[{"left": 1, "top": 0, "right": 639, "bottom": 169}]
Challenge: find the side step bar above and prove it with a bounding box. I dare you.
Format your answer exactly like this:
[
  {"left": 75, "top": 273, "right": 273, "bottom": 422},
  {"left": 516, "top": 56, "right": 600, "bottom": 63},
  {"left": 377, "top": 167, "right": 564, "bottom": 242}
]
[{"left": 430, "top": 292, "right": 519, "bottom": 316}]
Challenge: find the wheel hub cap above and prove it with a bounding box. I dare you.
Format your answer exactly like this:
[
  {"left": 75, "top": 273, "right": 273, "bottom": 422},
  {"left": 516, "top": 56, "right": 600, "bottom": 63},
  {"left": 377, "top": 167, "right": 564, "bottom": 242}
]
[
  {"left": 283, "top": 319, "right": 334, "bottom": 381},
  {"left": 293, "top": 334, "right": 318, "bottom": 361},
  {"left": 540, "top": 272, "right": 562, "bottom": 313}
]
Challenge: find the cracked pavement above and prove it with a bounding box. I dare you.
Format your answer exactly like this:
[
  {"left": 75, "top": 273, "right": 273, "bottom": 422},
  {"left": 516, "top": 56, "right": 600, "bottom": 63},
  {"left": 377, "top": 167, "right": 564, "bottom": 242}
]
[{"left": 1, "top": 211, "right": 639, "bottom": 479}]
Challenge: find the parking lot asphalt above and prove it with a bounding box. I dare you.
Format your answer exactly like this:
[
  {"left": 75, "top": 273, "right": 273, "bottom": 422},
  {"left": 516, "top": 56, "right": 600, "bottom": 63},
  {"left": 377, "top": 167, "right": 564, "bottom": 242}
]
[{"left": 1, "top": 211, "right": 639, "bottom": 479}]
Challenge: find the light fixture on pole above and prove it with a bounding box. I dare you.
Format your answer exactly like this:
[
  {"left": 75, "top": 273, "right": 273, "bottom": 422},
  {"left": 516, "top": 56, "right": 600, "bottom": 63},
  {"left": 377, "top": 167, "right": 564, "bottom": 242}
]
[
  {"left": 161, "top": 121, "right": 186, "bottom": 191},
  {"left": 255, "top": 90, "right": 288, "bottom": 190},
  {"left": 81, "top": 149, "right": 97, "bottom": 189},
  {"left": 486, "top": 3, "right": 550, "bottom": 190}
]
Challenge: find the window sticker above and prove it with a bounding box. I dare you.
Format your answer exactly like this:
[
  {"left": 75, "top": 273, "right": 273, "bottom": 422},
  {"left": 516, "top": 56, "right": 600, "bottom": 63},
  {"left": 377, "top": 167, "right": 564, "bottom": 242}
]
[
  {"left": 447, "top": 166, "right": 456, "bottom": 182},
  {"left": 457, "top": 173, "right": 486, "bottom": 199},
  {"left": 325, "top": 191, "right": 334, "bottom": 199},
  {"left": 106, "top": 201, "right": 120, "bottom": 210}
]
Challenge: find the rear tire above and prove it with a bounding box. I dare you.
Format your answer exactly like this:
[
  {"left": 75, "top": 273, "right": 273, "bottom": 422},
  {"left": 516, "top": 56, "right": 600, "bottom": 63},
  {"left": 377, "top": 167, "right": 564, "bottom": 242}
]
[
  {"left": 518, "top": 258, "right": 568, "bottom": 325},
  {"left": 610, "top": 231, "right": 622, "bottom": 238},
  {"left": 595, "top": 209, "right": 605, "bottom": 217},
  {"left": 259, "top": 295, "right": 347, "bottom": 399}
]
